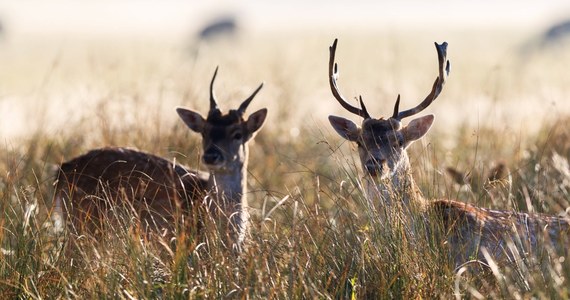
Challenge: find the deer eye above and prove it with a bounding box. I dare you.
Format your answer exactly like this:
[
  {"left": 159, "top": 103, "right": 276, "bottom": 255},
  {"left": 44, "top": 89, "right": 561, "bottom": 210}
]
[
  {"left": 397, "top": 136, "right": 404, "bottom": 147},
  {"left": 232, "top": 132, "right": 243, "bottom": 140}
]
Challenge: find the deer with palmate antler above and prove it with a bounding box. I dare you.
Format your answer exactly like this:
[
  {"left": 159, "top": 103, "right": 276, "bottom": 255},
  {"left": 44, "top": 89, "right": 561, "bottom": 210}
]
[
  {"left": 53, "top": 67, "right": 267, "bottom": 251},
  {"left": 327, "top": 39, "right": 570, "bottom": 269}
]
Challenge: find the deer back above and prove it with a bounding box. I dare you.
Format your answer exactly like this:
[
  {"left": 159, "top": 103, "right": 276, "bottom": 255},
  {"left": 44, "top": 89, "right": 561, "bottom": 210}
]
[{"left": 55, "top": 147, "right": 209, "bottom": 235}]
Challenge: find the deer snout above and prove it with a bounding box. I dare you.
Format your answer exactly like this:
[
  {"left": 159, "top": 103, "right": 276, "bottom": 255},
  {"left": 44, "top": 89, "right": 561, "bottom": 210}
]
[
  {"left": 203, "top": 148, "right": 224, "bottom": 166},
  {"left": 364, "top": 158, "right": 386, "bottom": 177}
]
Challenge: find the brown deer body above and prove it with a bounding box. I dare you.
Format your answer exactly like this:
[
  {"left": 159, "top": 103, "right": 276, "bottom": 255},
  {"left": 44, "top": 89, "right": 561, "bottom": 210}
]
[
  {"left": 53, "top": 67, "right": 267, "bottom": 250},
  {"left": 327, "top": 39, "right": 569, "bottom": 268}
]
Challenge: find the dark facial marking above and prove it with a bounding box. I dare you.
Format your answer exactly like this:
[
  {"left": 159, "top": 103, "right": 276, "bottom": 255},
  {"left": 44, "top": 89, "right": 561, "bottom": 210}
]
[
  {"left": 361, "top": 119, "right": 401, "bottom": 148},
  {"left": 206, "top": 110, "right": 242, "bottom": 126},
  {"left": 206, "top": 126, "right": 229, "bottom": 143}
]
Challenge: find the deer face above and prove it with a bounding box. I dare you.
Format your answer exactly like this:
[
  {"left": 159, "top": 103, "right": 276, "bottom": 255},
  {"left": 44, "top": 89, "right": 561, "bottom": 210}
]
[
  {"left": 326, "top": 39, "right": 448, "bottom": 181},
  {"left": 176, "top": 66, "right": 266, "bottom": 173},
  {"left": 329, "top": 115, "right": 434, "bottom": 179},
  {"left": 177, "top": 108, "right": 267, "bottom": 172}
]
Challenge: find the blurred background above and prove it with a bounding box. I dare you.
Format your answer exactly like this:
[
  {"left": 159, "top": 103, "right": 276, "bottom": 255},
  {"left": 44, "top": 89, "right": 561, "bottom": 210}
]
[
  {"left": 3, "top": 3, "right": 570, "bottom": 297},
  {"left": 0, "top": 0, "right": 569, "bottom": 143}
]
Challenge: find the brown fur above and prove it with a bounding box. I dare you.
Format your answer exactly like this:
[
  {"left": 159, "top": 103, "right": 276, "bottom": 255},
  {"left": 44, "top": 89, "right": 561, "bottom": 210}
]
[
  {"left": 55, "top": 147, "right": 209, "bottom": 235},
  {"left": 429, "top": 198, "right": 570, "bottom": 266}
]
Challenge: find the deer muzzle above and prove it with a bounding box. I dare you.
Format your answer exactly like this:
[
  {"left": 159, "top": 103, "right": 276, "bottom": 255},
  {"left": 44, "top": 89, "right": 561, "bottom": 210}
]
[{"left": 203, "top": 147, "right": 224, "bottom": 167}]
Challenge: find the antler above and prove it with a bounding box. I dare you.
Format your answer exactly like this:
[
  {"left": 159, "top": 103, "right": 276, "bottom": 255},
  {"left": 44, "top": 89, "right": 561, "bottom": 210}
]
[
  {"left": 209, "top": 66, "right": 221, "bottom": 115},
  {"left": 207, "top": 66, "right": 263, "bottom": 117},
  {"left": 237, "top": 82, "right": 264, "bottom": 116},
  {"left": 329, "top": 39, "right": 371, "bottom": 119},
  {"left": 392, "top": 42, "right": 450, "bottom": 120}
]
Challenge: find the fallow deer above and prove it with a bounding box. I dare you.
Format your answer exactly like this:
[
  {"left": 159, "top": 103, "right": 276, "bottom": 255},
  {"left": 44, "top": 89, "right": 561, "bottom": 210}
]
[
  {"left": 327, "top": 39, "right": 569, "bottom": 269},
  {"left": 53, "top": 67, "right": 267, "bottom": 251},
  {"left": 446, "top": 161, "right": 511, "bottom": 205}
]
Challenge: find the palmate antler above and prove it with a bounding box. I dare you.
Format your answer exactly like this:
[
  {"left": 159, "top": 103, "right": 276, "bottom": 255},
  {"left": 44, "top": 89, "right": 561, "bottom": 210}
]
[{"left": 328, "top": 39, "right": 450, "bottom": 121}]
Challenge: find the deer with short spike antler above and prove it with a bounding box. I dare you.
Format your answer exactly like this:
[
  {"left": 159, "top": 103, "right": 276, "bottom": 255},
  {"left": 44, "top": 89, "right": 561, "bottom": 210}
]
[
  {"left": 327, "top": 39, "right": 570, "bottom": 268},
  {"left": 53, "top": 67, "right": 267, "bottom": 251}
]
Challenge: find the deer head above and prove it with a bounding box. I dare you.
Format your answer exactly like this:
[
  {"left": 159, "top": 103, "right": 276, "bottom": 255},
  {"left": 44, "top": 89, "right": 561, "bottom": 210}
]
[
  {"left": 176, "top": 67, "right": 267, "bottom": 174},
  {"left": 328, "top": 39, "right": 450, "bottom": 181}
]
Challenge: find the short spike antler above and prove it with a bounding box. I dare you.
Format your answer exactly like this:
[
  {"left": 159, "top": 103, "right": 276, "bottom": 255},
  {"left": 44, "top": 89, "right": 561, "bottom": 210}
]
[
  {"left": 358, "top": 96, "right": 370, "bottom": 119},
  {"left": 391, "top": 94, "right": 401, "bottom": 119},
  {"left": 393, "top": 42, "right": 450, "bottom": 121},
  {"left": 209, "top": 66, "right": 220, "bottom": 115},
  {"left": 329, "top": 38, "right": 371, "bottom": 119},
  {"left": 237, "top": 83, "right": 264, "bottom": 116}
]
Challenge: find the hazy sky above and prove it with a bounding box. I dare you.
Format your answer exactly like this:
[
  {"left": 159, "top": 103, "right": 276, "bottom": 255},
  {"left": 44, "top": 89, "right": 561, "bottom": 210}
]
[
  {"left": 1, "top": 1, "right": 569, "bottom": 38},
  {"left": 1, "top": 1, "right": 569, "bottom": 139}
]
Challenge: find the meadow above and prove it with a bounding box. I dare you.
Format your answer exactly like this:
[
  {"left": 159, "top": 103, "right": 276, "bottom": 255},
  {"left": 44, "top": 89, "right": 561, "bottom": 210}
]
[{"left": 1, "top": 27, "right": 570, "bottom": 298}]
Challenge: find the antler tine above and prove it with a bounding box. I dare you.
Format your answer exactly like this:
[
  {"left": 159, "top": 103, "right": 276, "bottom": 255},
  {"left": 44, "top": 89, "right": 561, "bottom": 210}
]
[
  {"left": 329, "top": 38, "right": 371, "bottom": 119},
  {"left": 391, "top": 94, "right": 401, "bottom": 119},
  {"left": 394, "top": 42, "right": 450, "bottom": 121},
  {"left": 209, "top": 66, "right": 220, "bottom": 113},
  {"left": 358, "top": 95, "right": 370, "bottom": 119},
  {"left": 237, "top": 82, "right": 264, "bottom": 116}
]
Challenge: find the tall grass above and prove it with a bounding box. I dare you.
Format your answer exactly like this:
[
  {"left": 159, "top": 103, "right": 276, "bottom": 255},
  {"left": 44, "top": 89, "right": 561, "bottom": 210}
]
[{"left": 1, "top": 31, "right": 570, "bottom": 298}]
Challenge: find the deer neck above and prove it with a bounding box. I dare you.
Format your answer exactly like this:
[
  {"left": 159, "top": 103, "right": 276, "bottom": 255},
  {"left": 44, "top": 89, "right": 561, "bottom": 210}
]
[
  {"left": 208, "top": 164, "right": 246, "bottom": 205},
  {"left": 206, "top": 146, "right": 249, "bottom": 248},
  {"left": 365, "top": 154, "right": 430, "bottom": 243},
  {"left": 365, "top": 154, "right": 425, "bottom": 210}
]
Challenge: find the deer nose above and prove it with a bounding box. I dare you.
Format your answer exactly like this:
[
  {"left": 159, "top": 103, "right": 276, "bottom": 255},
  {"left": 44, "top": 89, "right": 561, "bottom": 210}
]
[
  {"left": 203, "top": 148, "right": 223, "bottom": 166},
  {"left": 364, "top": 159, "right": 385, "bottom": 176}
]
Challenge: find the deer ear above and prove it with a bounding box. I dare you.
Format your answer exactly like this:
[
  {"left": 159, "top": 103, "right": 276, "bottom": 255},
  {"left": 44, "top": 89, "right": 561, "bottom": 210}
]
[
  {"left": 402, "top": 114, "right": 434, "bottom": 147},
  {"left": 176, "top": 107, "right": 206, "bottom": 133},
  {"left": 328, "top": 115, "right": 360, "bottom": 142},
  {"left": 245, "top": 108, "right": 268, "bottom": 136}
]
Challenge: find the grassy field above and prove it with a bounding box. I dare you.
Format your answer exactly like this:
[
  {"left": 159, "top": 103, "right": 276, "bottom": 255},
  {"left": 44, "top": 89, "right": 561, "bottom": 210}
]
[{"left": 1, "top": 27, "right": 570, "bottom": 298}]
